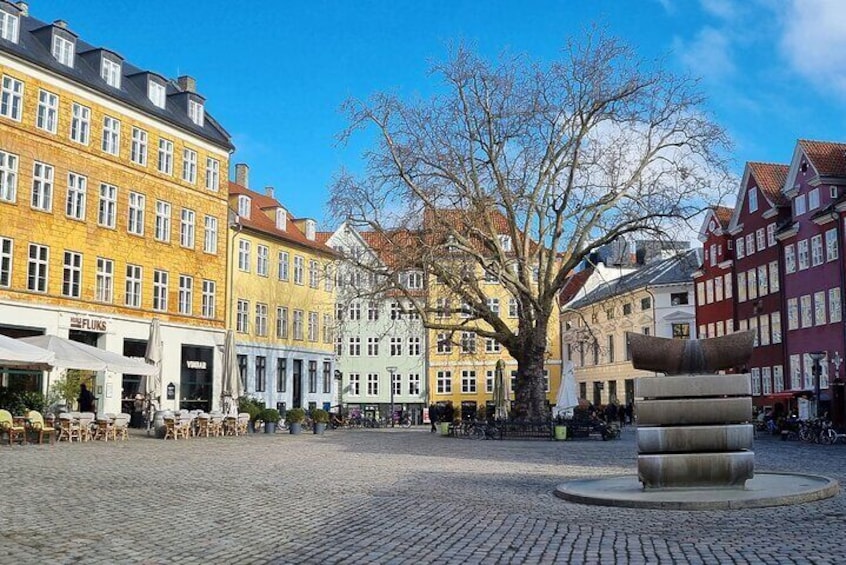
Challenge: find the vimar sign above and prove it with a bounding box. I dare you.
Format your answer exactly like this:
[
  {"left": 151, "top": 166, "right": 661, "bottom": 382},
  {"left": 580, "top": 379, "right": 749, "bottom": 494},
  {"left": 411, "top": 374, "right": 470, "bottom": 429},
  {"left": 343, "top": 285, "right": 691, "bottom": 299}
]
[{"left": 69, "top": 316, "right": 108, "bottom": 332}]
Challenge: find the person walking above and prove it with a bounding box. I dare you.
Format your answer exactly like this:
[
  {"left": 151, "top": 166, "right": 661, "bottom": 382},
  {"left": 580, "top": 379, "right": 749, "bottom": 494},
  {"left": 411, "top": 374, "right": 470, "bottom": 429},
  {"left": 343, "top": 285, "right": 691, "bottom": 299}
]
[
  {"left": 429, "top": 403, "right": 439, "bottom": 432},
  {"left": 78, "top": 383, "right": 95, "bottom": 412}
]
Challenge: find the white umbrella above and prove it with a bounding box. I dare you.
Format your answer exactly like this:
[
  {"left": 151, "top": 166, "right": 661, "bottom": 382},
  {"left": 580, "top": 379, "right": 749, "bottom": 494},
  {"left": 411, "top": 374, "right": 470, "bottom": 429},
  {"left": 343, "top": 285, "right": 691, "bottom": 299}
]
[
  {"left": 0, "top": 333, "right": 55, "bottom": 370},
  {"left": 144, "top": 319, "right": 163, "bottom": 434},
  {"left": 553, "top": 361, "right": 579, "bottom": 418},
  {"left": 20, "top": 335, "right": 157, "bottom": 374},
  {"left": 221, "top": 330, "right": 241, "bottom": 415},
  {"left": 493, "top": 359, "right": 509, "bottom": 420}
]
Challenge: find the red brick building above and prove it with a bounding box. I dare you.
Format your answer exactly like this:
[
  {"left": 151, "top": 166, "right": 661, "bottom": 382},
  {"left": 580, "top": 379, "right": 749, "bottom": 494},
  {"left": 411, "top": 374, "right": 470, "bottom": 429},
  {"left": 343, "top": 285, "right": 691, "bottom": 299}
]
[{"left": 694, "top": 206, "right": 735, "bottom": 341}]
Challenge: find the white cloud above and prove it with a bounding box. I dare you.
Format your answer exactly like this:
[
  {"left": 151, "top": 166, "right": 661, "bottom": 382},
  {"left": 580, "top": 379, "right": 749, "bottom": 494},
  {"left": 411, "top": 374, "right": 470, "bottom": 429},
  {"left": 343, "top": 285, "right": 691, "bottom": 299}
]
[
  {"left": 656, "top": 0, "right": 675, "bottom": 14},
  {"left": 780, "top": 0, "right": 846, "bottom": 94},
  {"left": 674, "top": 27, "right": 735, "bottom": 81},
  {"left": 699, "top": 0, "right": 737, "bottom": 19}
]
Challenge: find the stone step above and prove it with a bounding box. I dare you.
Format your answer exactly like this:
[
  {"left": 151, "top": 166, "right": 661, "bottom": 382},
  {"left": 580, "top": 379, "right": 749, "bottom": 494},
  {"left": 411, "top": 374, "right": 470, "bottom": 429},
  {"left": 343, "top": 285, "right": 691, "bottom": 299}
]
[
  {"left": 635, "top": 374, "right": 751, "bottom": 399},
  {"left": 636, "top": 397, "right": 752, "bottom": 426},
  {"left": 637, "top": 424, "right": 754, "bottom": 454},
  {"left": 638, "top": 451, "right": 754, "bottom": 489}
]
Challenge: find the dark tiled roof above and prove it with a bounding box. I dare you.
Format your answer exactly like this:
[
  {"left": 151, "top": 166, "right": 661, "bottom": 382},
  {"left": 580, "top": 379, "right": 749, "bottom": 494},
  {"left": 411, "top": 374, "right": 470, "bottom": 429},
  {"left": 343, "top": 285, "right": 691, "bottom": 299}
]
[
  {"left": 748, "top": 162, "right": 789, "bottom": 206},
  {"left": 0, "top": 5, "right": 232, "bottom": 150},
  {"left": 799, "top": 140, "right": 846, "bottom": 179},
  {"left": 567, "top": 249, "right": 701, "bottom": 309},
  {"left": 229, "top": 182, "right": 335, "bottom": 256}
]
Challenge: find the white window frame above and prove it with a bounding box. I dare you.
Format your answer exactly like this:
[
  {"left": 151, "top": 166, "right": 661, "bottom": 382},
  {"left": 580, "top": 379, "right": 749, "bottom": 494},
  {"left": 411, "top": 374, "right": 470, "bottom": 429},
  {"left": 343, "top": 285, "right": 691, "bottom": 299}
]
[
  {"left": 70, "top": 103, "right": 90, "bottom": 145},
  {"left": 65, "top": 172, "right": 86, "bottom": 220},
  {"left": 148, "top": 80, "right": 166, "bottom": 109},
  {"left": 98, "top": 183, "right": 117, "bottom": 228},
  {"left": 180, "top": 208, "right": 195, "bottom": 248},
  {"left": 257, "top": 245, "right": 269, "bottom": 276},
  {"left": 784, "top": 244, "right": 796, "bottom": 274},
  {"left": 27, "top": 243, "right": 49, "bottom": 293},
  {"left": 236, "top": 299, "right": 249, "bottom": 333},
  {"left": 95, "top": 257, "right": 113, "bottom": 303},
  {"left": 178, "top": 275, "right": 193, "bottom": 315},
  {"left": 157, "top": 139, "right": 173, "bottom": 175},
  {"left": 830, "top": 288, "right": 842, "bottom": 324},
  {"left": 293, "top": 256, "right": 304, "bottom": 285},
  {"left": 811, "top": 235, "right": 823, "bottom": 267},
  {"left": 203, "top": 215, "right": 218, "bottom": 254},
  {"left": 188, "top": 99, "right": 204, "bottom": 127},
  {"left": 0, "top": 10, "right": 19, "bottom": 43},
  {"left": 61, "top": 251, "right": 82, "bottom": 298},
  {"left": 748, "top": 188, "right": 758, "bottom": 213},
  {"left": 155, "top": 200, "right": 171, "bottom": 242},
  {"left": 826, "top": 228, "right": 838, "bottom": 262},
  {"left": 461, "top": 370, "right": 477, "bottom": 394},
  {"left": 255, "top": 303, "right": 269, "bottom": 337},
  {"left": 182, "top": 148, "right": 197, "bottom": 183},
  {"left": 205, "top": 158, "right": 219, "bottom": 192},
  {"left": 130, "top": 127, "right": 148, "bottom": 166},
  {"left": 52, "top": 34, "right": 75, "bottom": 67},
  {"left": 237, "top": 240, "right": 250, "bottom": 272},
  {"left": 237, "top": 195, "right": 251, "bottom": 218},
  {"left": 201, "top": 280, "right": 216, "bottom": 318},
  {"left": 0, "top": 237, "right": 12, "bottom": 288},
  {"left": 102, "top": 116, "right": 120, "bottom": 156},
  {"left": 36, "top": 89, "right": 58, "bottom": 134},
  {"left": 276, "top": 306, "right": 288, "bottom": 338},
  {"left": 797, "top": 239, "right": 809, "bottom": 271},
  {"left": 125, "top": 264, "right": 142, "bottom": 308},
  {"left": 0, "top": 149, "right": 18, "bottom": 202},
  {"left": 153, "top": 270, "right": 169, "bottom": 312},
  {"left": 278, "top": 251, "right": 289, "bottom": 281},
  {"left": 100, "top": 57, "right": 121, "bottom": 88},
  {"left": 127, "top": 192, "right": 145, "bottom": 236},
  {"left": 31, "top": 161, "right": 53, "bottom": 212},
  {"left": 0, "top": 75, "right": 22, "bottom": 121}
]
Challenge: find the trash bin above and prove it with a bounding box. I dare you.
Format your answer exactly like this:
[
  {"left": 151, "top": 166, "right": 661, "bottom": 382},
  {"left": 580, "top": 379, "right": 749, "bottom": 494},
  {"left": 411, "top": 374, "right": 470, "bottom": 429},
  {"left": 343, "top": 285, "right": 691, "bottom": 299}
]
[
  {"left": 439, "top": 422, "right": 451, "bottom": 436},
  {"left": 554, "top": 425, "right": 568, "bottom": 441}
]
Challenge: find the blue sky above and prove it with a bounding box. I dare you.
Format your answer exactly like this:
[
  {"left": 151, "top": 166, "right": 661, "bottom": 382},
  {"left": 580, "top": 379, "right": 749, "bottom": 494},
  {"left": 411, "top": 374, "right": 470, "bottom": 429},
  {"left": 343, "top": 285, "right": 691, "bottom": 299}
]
[{"left": 37, "top": 0, "right": 846, "bottom": 225}]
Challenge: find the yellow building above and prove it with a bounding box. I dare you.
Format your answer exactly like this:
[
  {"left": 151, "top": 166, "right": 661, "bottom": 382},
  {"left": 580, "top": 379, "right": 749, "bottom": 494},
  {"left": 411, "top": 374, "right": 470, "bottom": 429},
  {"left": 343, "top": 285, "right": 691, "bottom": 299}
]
[
  {"left": 228, "top": 166, "right": 337, "bottom": 414},
  {"left": 0, "top": 3, "right": 232, "bottom": 414}
]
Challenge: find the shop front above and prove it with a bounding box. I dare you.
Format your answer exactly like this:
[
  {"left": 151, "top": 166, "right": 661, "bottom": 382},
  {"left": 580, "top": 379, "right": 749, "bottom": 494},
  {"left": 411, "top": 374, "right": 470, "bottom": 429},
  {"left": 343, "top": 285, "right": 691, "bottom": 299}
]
[{"left": 180, "top": 346, "right": 214, "bottom": 412}]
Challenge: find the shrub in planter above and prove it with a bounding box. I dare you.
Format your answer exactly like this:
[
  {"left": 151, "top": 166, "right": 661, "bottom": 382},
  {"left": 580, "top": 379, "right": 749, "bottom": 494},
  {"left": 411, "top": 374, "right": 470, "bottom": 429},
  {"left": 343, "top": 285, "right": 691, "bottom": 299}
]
[
  {"left": 312, "top": 408, "right": 330, "bottom": 435},
  {"left": 259, "top": 408, "right": 281, "bottom": 433},
  {"left": 286, "top": 407, "right": 305, "bottom": 434}
]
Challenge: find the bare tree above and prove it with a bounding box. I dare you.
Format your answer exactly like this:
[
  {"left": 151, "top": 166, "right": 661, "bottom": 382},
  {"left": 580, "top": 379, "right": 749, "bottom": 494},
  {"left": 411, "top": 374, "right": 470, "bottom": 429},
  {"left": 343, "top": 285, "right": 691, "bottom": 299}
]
[{"left": 329, "top": 32, "right": 732, "bottom": 420}]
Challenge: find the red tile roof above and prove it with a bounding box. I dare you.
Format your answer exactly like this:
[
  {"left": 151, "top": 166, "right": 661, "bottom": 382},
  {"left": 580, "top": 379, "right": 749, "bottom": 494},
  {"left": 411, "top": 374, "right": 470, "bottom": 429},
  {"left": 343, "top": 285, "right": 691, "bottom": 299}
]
[
  {"left": 228, "top": 182, "right": 335, "bottom": 256},
  {"left": 558, "top": 268, "right": 593, "bottom": 306},
  {"left": 713, "top": 205, "right": 733, "bottom": 228},
  {"left": 798, "top": 140, "right": 846, "bottom": 179},
  {"left": 748, "top": 161, "right": 789, "bottom": 206}
]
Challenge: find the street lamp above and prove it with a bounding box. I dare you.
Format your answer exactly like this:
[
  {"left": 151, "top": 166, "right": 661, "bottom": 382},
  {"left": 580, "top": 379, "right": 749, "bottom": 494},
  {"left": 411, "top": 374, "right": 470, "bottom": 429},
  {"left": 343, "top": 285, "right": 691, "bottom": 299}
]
[
  {"left": 387, "top": 366, "right": 397, "bottom": 427},
  {"left": 809, "top": 351, "right": 826, "bottom": 418}
]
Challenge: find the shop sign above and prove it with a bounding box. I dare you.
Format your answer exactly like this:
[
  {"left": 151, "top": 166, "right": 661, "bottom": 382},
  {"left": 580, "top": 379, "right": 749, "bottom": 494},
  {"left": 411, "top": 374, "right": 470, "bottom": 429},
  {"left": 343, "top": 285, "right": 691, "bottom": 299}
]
[
  {"left": 69, "top": 316, "right": 108, "bottom": 332},
  {"left": 166, "top": 382, "right": 176, "bottom": 400},
  {"left": 185, "top": 360, "right": 207, "bottom": 370}
]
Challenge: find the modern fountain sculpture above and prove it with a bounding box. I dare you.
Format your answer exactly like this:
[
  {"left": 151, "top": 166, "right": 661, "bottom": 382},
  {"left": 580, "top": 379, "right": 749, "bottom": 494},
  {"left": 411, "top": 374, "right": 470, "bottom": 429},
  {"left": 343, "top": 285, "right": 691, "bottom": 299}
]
[{"left": 554, "top": 331, "right": 839, "bottom": 509}]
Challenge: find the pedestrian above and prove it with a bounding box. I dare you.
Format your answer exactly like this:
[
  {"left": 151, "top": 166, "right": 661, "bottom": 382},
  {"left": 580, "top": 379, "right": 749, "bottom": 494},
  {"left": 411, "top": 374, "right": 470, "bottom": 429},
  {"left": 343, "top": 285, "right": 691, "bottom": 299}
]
[
  {"left": 618, "top": 402, "right": 626, "bottom": 428},
  {"left": 626, "top": 402, "right": 634, "bottom": 425},
  {"left": 78, "top": 383, "right": 95, "bottom": 412},
  {"left": 429, "top": 403, "right": 439, "bottom": 432}
]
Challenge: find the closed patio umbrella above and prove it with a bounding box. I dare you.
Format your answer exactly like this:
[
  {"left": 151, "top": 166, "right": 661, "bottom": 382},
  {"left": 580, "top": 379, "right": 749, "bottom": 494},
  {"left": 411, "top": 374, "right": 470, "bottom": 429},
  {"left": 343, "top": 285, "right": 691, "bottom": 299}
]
[
  {"left": 221, "top": 330, "right": 241, "bottom": 416},
  {"left": 553, "top": 362, "right": 579, "bottom": 418},
  {"left": 144, "top": 319, "right": 163, "bottom": 434},
  {"left": 493, "top": 359, "right": 509, "bottom": 420}
]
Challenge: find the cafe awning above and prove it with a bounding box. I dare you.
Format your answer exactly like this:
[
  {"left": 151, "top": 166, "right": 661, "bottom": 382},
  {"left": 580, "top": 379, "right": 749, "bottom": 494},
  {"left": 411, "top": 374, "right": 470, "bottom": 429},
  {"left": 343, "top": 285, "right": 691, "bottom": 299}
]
[
  {"left": 19, "top": 335, "right": 157, "bottom": 374},
  {"left": 0, "top": 333, "right": 55, "bottom": 371}
]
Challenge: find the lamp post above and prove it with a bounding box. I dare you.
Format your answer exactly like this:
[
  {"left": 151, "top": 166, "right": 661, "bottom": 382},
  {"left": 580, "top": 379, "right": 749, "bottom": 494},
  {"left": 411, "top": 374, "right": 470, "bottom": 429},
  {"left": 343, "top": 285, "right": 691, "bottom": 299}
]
[
  {"left": 809, "top": 351, "right": 826, "bottom": 418},
  {"left": 387, "top": 366, "right": 397, "bottom": 427}
]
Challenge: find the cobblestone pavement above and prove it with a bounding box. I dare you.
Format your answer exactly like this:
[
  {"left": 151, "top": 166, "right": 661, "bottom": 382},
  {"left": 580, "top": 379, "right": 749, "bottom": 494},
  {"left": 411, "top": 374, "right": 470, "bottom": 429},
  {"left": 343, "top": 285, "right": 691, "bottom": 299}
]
[{"left": 1, "top": 427, "right": 844, "bottom": 564}]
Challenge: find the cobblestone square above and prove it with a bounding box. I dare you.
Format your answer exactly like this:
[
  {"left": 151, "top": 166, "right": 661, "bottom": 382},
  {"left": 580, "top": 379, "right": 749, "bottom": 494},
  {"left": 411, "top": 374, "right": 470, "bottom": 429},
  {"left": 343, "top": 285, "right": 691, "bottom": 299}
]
[{"left": 0, "top": 428, "right": 843, "bottom": 564}]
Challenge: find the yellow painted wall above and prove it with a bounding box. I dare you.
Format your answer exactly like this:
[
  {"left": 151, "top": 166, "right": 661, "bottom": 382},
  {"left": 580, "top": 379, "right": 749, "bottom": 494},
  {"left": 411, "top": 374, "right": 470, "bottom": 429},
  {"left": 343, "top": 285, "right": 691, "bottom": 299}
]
[{"left": 0, "top": 58, "right": 230, "bottom": 327}]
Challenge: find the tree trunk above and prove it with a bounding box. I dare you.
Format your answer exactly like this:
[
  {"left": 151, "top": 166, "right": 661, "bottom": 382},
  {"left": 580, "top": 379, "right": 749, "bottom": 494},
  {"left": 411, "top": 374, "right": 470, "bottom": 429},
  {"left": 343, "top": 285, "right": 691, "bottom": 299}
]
[{"left": 512, "top": 321, "right": 550, "bottom": 421}]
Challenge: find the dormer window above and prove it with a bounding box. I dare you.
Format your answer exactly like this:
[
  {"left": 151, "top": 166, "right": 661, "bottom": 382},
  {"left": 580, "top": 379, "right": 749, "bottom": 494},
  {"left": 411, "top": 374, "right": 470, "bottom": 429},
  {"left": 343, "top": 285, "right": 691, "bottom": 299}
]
[
  {"left": 305, "top": 219, "right": 316, "bottom": 241},
  {"left": 498, "top": 234, "right": 512, "bottom": 252},
  {"left": 237, "top": 195, "right": 251, "bottom": 219},
  {"left": 0, "top": 10, "right": 19, "bottom": 43},
  {"left": 52, "top": 34, "right": 75, "bottom": 68},
  {"left": 101, "top": 57, "right": 121, "bottom": 89},
  {"left": 148, "top": 80, "right": 166, "bottom": 109},
  {"left": 747, "top": 188, "right": 758, "bottom": 213},
  {"left": 188, "top": 99, "right": 204, "bottom": 127},
  {"left": 276, "top": 208, "right": 287, "bottom": 231}
]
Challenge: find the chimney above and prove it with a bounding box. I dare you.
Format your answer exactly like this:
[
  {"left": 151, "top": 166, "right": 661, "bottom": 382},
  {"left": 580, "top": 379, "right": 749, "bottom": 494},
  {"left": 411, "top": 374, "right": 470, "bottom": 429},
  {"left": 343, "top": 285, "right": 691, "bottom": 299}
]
[
  {"left": 16, "top": 2, "right": 28, "bottom": 16},
  {"left": 234, "top": 163, "right": 249, "bottom": 188},
  {"left": 176, "top": 75, "right": 196, "bottom": 93},
  {"left": 54, "top": 19, "right": 68, "bottom": 29},
  {"left": 264, "top": 186, "right": 274, "bottom": 198}
]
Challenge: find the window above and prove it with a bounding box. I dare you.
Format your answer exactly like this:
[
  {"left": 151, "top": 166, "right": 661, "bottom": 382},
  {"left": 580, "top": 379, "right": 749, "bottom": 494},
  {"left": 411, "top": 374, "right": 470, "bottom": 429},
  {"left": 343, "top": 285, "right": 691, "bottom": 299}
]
[
  {"left": 127, "top": 192, "right": 145, "bottom": 235},
  {"left": 0, "top": 10, "right": 19, "bottom": 43},
  {"left": 102, "top": 116, "right": 120, "bottom": 155},
  {"left": 771, "top": 312, "right": 782, "bottom": 344},
  {"left": 672, "top": 323, "right": 690, "bottom": 340},
  {"left": 154, "top": 201, "right": 171, "bottom": 242},
  {"left": 640, "top": 297, "right": 651, "bottom": 310},
  {"left": 486, "top": 371, "right": 495, "bottom": 393},
  {"left": 408, "top": 337, "right": 421, "bottom": 356},
  {"left": 31, "top": 162, "right": 53, "bottom": 211},
  {"left": 789, "top": 354, "right": 801, "bottom": 390},
  {"left": 508, "top": 298, "right": 519, "bottom": 318},
  {"left": 349, "top": 301, "right": 361, "bottom": 321},
  {"left": 405, "top": 271, "right": 423, "bottom": 290},
  {"left": 36, "top": 90, "right": 58, "bottom": 133},
  {"left": 460, "top": 331, "right": 476, "bottom": 354},
  {"left": 1, "top": 214, "right": 28, "bottom": 261},
  {"left": 201, "top": 280, "right": 215, "bottom": 318},
  {"left": 811, "top": 235, "right": 823, "bottom": 267},
  {"left": 826, "top": 228, "right": 838, "bottom": 262},
  {"left": 437, "top": 333, "right": 452, "bottom": 354},
  {"left": 756, "top": 229, "right": 765, "bottom": 253},
  {"left": 487, "top": 297, "right": 500, "bottom": 315},
  {"left": 808, "top": 187, "right": 820, "bottom": 210},
  {"left": 276, "top": 208, "right": 287, "bottom": 230},
  {"left": 622, "top": 303, "right": 632, "bottom": 315},
  {"left": 348, "top": 337, "right": 361, "bottom": 356},
  {"left": 737, "top": 272, "right": 746, "bottom": 303},
  {"left": 100, "top": 184, "right": 119, "bottom": 230},
  {"left": 322, "top": 313, "right": 332, "bottom": 343},
  {"left": 757, "top": 264, "right": 768, "bottom": 297},
  {"left": 437, "top": 371, "right": 452, "bottom": 394},
  {"left": 408, "top": 374, "right": 421, "bottom": 396},
  {"left": 0, "top": 149, "right": 17, "bottom": 202},
  {"left": 797, "top": 240, "right": 809, "bottom": 271},
  {"left": 724, "top": 274, "right": 733, "bottom": 299},
  {"left": 205, "top": 158, "right": 219, "bottom": 192},
  {"left": 188, "top": 99, "right": 204, "bottom": 127},
  {"left": 101, "top": 57, "right": 121, "bottom": 88},
  {"left": 787, "top": 298, "right": 798, "bottom": 331},
  {"left": 182, "top": 149, "right": 197, "bottom": 183},
  {"left": 759, "top": 315, "right": 770, "bottom": 346},
  {"left": 0, "top": 75, "right": 22, "bottom": 121},
  {"left": 751, "top": 368, "right": 761, "bottom": 396},
  {"left": 153, "top": 270, "right": 168, "bottom": 311},
  {"left": 308, "top": 311, "right": 318, "bottom": 342},
  {"left": 27, "top": 244, "right": 48, "bottom": 292},
  {"left": 607, "top": 334, "right": 615, "bottom": 362},
  {"left": 236, "top": 299, "right": 249, "bottom": 333},
  {"left": 176, "top": 275, "right": 193, "bottom": 315},
  {"left": 366, "top": 337, "right": 379, "bottom": 357},
  {"left": 125, "top": 264, "right": 142, "bottom": 307},
  {"left": 814, "top": 291, "right": 827, "bottom": 326},
  {"left": 366, "top": 373, "right": 379, "bottom": 396},
  {"left": 746, "top": 233, "right": 755, "bottom": 255},
  {"left": 670, "top": 292, "right": 689, "bottom": 305},
  {"left": 705, "top": 280, "right": 714, "bottom": 304},
  {"left": 203, "top": 216, "right": 217, "bottom": 255},
  {"left": 784, "top": 244, "right": 796, "bottom": 274},
  {"left": 309, "top": 260, "right": 319, "bottom": 288},
  {"left": 390, "top": 302, "right": 403, "bottom": 320},
  {"left": 766, "top": 223, "right": 776, "bottom": 248},
  {"left": 293, "top": 256, "right": 304, "bottom": 285},
  {"left": 323, "top": 362, "right": 332, "bottom": 394},
  {"left": 461, "top": 370, "right": 477, "bottom": 393},
  {"left": 794, "top": 194, "right": 806, "bottom": 216},
  {"left": 252, "top": 245, "right": 269, "bottom": 276},
  {"left": 348, "top": 373, "right": 360, "bottom": 396},
  {"left": 237, "top": 240, "right": 250, "bottom": 271},
  {"left": 749, "top": 317, "right": 759, "bottom": 347},
  {"left": 255, "top": 357, "right": 266, "bottom": 392},
  {"left": 65, "top": 172, "right": 86, "bottom": 220},
  {"left": 829, "top": 287, "right": 842, "bottom": 324},
  {"left": 748, "top": 188, "right": 758, "bottom": 212},
  {"left": 709, "top": 243, "right": 717, "bottom": 267},
  {"left": 62, "top": 251, "right": 82, "bottom": 298},
  {"left": 148, "top": 80, "right": 166, "bottom": 109},
  {"left": 130, "top": 128, "right": 148, "bottom": 166},
  {"left": 276, "top": 306, "right": 288, "bottom": 338},
  {"left": 255, "top": 303, "right": 268, "bottom": 336},
  {"left": 800, "top": 294, "right": 812, "bottom": 328},
  {"left": 773, "top": 365, "right": 784, "bottom": 393},
  {"left": 735, "top": 237, "right": 745, "bottom": 259},
  {"left": 391, "top": 372, "right": 401, "bottom": 396},
  {"left": 95, "top": 257, "right": 113, "bottom": 303},
  {"left": 486, "top": 338, "right": 501, "bottom": 353},
  {"left": 390, "top": 337, "right": 402, "bottom": 356},
  {"left": 277, "top": 252, "right": 289, "bottom": 281},
  {"left": 276, "top": 358, "right": 287, "bottom": 393},
  {"left": 714, "top": 277, "right": 723, "bottom": 302},
  {"left": 237, "top": 195, "right": 250, "bottom": 218},
  {"left": 292, "top": 310, "right": 304, "bottom": 340},
  {"left": 769, "top": 261, "right": 779, "bottom": 293},
  {"left": 52, "top": 34, "right": 75, "bottom": 67},
  {"left": 157, "top": 139, "right": 173, "bottom": 175}
]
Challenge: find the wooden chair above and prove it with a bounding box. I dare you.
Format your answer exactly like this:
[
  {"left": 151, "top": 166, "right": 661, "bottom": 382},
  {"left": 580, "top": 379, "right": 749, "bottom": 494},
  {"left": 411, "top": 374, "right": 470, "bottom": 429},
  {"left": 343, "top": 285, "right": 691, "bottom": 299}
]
[
  {"left": 78, "top": 412, "right": 95, "bottom": 441},
  {"left": 236, "top": 412, "right": 250, "bottom": 436},
  {"left": 196, "top": 414, "right": 210, "bottom": 437},
  {"left": 163, "top": 415, "right": 177, "bottom": 440},
  {"left": 113, "top": 414, "right": 130, "bottom": 440},
  {"left": 27, "top": 410, "right": 55, "bottom": 445},
  {"left": 0, "top": 409, "right": 25, "bottom": 446},
  {"left": 57, "top": 413, "right": 80, "bottom": 442},
  {"left": 176, "top": 413, "right": 194, "bottom": 439},
  {"left": 93, "top": 417, "right": 114, "bottom": 441},
  {"left": 209, "top": 413, "right": 224, "bottom": 437}
]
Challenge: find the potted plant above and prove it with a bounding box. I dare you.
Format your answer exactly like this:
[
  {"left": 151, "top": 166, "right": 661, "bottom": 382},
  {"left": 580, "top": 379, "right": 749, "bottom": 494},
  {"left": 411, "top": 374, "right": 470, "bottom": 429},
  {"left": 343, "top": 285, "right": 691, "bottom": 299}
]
[
  {"left": 312, "top": 408, "right": 329, "bottom": 435},
  {"left": 239, "top": 397, "right": 265, "bottom": 433},
  {"left": 286, "top": 407, "right": 305, "bottom": 434},
  {"left": 259, "top": 408, "right": 281, "bottom": 434}
]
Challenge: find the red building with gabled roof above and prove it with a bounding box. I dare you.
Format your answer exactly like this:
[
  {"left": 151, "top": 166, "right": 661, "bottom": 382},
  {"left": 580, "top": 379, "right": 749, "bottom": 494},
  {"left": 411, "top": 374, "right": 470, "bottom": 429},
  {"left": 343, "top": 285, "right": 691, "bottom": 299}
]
[{"left": 694, "top": 206, "right": 735, "bottom": 342}]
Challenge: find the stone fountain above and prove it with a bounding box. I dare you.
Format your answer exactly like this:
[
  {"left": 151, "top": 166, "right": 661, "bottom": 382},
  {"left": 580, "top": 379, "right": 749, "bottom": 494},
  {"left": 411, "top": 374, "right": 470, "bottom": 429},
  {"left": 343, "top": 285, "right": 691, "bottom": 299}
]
[{"left": 554, "top": 332, "right": 839, "bottom": 510}]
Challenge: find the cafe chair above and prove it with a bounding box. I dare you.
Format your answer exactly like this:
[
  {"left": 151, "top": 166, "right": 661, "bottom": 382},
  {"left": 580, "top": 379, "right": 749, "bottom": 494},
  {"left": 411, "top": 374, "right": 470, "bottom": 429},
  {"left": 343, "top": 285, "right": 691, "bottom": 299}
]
[
  {"left": 78, "top": 412, "right": 95, "bottom": 441},
  {"left": 196, "top": 413, "right": 210, "bottom": 437},
  {"left": 236, "top": 412, "right": 250, "bottom": 436},
  {"left": 27, "top": 410, "right": 55, "bottom": 445},
  {"left": 93, "top": 416, "right": 114, "bottom": 441},
  {"left": 113, "top": 414, "right": 130, "bottom": 440},
  {"left": 57, "top": 413, "right": 80, "bottom": 442},
  {"left": 209, "top": 413, "right": 224, "bottom": 437},
  {"left": 0, "top": 409, "right": 25, "bottom": 446}
]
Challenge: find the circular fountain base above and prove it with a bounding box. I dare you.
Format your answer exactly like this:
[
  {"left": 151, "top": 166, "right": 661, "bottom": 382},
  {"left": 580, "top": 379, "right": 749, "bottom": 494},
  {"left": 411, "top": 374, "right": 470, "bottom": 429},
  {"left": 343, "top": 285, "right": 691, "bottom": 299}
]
[{"left": 554, "top": 472, "right": 839, "bottom": 510}]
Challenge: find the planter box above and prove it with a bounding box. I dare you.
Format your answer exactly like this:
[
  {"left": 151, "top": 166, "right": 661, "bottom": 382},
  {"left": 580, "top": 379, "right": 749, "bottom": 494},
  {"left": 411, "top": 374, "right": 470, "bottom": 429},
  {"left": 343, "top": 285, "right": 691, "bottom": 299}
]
[
  {"left": 313, "top": 423, "right": 327, "bottom": 435},
  {"left": 289, "top": 422, "right": 302, "bottom": 435},
  {"left": 264, "top": 422, "right": 277, "bottom": 434}
]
